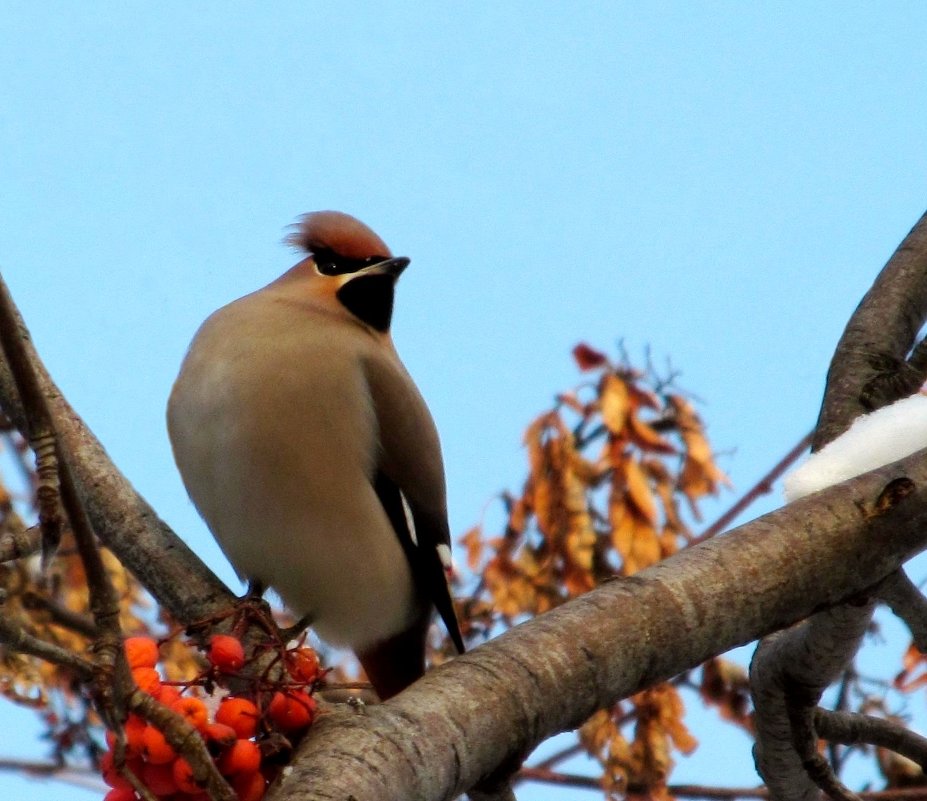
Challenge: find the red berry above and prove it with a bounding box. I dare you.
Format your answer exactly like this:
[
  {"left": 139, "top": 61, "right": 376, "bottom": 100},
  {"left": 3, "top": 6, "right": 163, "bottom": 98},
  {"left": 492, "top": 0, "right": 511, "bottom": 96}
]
[
  {"left": 208, "top": 635, "right": 246, "bottom": 673},
  {"left": 203, "top": 722, "right": 238, "bottom": 746},
  {"left": 103, "top": 788, "right": 136, "bottom": 801},
  {"left": 100, "top": 750, "right": 131, "bottom": 789},
  {"left": 286, "top": 647, "right": 321, "bottom": 684},
  {"left": 124, "top": 636, "right": 159, "bottom": 669},
  {"left": 155, "top": 684, "right": 181, "bottom": 706},
  {"left": 141, "top": 761, "right": 178, "bottom": 796},
  {"left": 172, "top": 756, "right": 200, "bottom": 794},
  {"left": 234, "top": 770, "right": 267, "bottom": 801},
  {"left": 267, "top": 690, "right": 317, "bottom": 733},
  {"left": 131, "top": 666, "right": 162, "bottom": 696},
  {"left": 126, "top": 719, "right": 147, "bottom": 762},
  {"left": 171, "top": 696, "right": 209, "bottom": 731},
  {"left": 140, "top": 724, "right": 176, "bottom": 764},
  {"left": 218, "top": 738, "right": 262, "bottom": 776},
  {"left": 215, "top": 697, "right": 259, "bottom": 739},
  {"left": 105, "top": 715, "right": 147, "bottom": 759}
]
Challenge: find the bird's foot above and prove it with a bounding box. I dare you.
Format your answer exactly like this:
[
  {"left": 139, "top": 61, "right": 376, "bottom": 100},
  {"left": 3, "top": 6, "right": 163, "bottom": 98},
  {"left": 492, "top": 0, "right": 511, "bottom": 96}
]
[{"left": 278, "top": 613, "right": 313, "bottom": 644}]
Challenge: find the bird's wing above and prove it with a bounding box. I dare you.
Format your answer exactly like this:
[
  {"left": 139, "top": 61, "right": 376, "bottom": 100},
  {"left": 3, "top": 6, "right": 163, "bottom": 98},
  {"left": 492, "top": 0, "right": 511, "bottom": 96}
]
[{"left": 363, "top": 353, "right": 465, "bottom": 654}]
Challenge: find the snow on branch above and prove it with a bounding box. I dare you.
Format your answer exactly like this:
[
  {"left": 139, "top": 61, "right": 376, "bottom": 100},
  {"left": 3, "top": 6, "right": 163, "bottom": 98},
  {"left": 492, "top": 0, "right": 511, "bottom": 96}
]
[{"left": 785, "top": 392, "right": 927, "bottom": 502}]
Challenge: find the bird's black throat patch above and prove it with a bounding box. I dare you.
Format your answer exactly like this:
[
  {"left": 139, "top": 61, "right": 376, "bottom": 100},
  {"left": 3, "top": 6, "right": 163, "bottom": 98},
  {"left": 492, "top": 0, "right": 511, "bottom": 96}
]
[{"left": 336, "top": 273, "right": 395, "bottom": 332}]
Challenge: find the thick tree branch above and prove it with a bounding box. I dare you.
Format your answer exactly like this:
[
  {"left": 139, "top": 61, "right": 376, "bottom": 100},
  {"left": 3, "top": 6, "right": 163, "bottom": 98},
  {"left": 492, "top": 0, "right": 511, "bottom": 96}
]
[
  {"left": 751, "top": 209, "right": 927, "bottom": 800},
  {"left": 751, "top": 602, "right": 876, "bottom": 801},
  {"left": 876, "top": 570, "right": 927, "bottom": 649},
  {"left": 813, "top": 209, "right": 927, "bottom": 448},
  {"left": 0, "top": 272, "right": 233, "bottom": 623},
  {"left": 270, "top": 447, "right": 927, "bottom": 801},
  {"left": 816, "top": 708, "right": 927, "bottom": 770},
  {"left": 0, "top": 276, "right": 64, "bottom": 563}
]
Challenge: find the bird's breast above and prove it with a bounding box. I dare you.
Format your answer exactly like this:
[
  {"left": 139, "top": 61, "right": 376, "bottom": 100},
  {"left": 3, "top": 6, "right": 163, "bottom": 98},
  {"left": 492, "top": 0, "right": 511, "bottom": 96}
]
[{"left": 168, "top": 296, "right": 417, "bottom": 648}]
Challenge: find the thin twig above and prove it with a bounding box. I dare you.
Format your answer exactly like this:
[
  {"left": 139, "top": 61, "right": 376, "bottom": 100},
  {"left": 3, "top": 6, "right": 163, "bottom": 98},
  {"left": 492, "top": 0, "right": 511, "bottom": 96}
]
[
  {"left": 0, "top": 277, "right": 135, "bottom": 743},
  {"left": 0, "top": 759, "right": 106, "bottom": 792},
  {"left": 0, "top": 614, "right": 95, "bottom": 678},
  {"left": 525, "top": 742, "right": 585, "bottom": 772},
  {"left": 0, "top": 278, "right": 62, "bottom": 564},
  {"left": 0, "top": 274, "right": 233, "bottom": 626},
  {"left": 786, "top": 692, "right": 861, "bottom": 801},
  {"left": 0, "top": 522, "right": 41, "bottom": 562},
  {"left": 1, "top": 429, "right": 35, "bottom": 487},
  {"left": 694, "top": 431, "right": 813, "bottom": 543},
  {"left": 20, "top": 591, "right": 99, "bottom": 638},
  {"left": 828, "top": 665, "right": 856, "bottom": 775},
  {"left": 816, "top": 707, "right": 927, "bottom": 768},
  {"left": 519, "top": 768, "right": 927, "bottom": 799}
]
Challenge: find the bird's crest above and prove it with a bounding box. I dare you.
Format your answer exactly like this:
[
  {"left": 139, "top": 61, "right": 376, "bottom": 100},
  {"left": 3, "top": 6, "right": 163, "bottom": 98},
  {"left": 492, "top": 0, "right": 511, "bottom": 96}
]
[{"left": 285, "top": 211, "right": 392, "bottom": 260}]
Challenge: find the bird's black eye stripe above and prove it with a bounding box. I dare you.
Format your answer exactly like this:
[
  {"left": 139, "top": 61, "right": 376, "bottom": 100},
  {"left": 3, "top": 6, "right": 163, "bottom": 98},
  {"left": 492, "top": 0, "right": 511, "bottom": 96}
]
[{"left": 312, "top": 248, "right": 388, "bottom": 276}]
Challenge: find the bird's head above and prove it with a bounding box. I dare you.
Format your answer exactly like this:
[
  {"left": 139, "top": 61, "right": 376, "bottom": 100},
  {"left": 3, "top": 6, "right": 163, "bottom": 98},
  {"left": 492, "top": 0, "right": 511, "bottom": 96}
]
[{"left": 285, "top": 211, "right": 409, "bottom": 333}]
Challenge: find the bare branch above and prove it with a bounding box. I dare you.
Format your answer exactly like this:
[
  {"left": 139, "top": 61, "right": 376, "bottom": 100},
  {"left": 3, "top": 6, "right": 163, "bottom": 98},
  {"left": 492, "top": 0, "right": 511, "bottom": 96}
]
[
  {"left": 694, "top": 431, "right": 813, "bottom": 543},
  {"left": 875, "top": 571, "right": 927, "bottom": 650},
  {"left": 0, "top": 276, "right": 63, "bottom": 563},
  {"left": 0, "top": 273, "right": 233, "bottom": 624},
  {"left": 0, "top": 522, "right": 41, "bottom": 562},
  {"left": 751, "top": 209, "right": 927, "bottom": 800},
  {"left": 20, "top": 591, "right": 99, "bottom": 638},
  {"left": 521, "top": 742, "right": 585, "bottom": 774},
  {"left": 752, "top": 603, "right": 875, "bottom": 801},
  {"left": 813, "top": 210, "right": 927, "bottom": 448},
  {"left": 270, "top": 446, "right": 927, "bottom": 801},
  {"left": 0, "top": 612, "right": 95, "bottom": 678},
  {"left": 0, "top": 759, "right": 106, "bottom": 792},
  {"left": 785, "top": 699, "right": 861, "bottom": 801},
  {"left": 0, "top": 274, "right": 141, "bottom": 737},
  {"left": 816, "top": 707, "right": 927, "bottom": 769}
]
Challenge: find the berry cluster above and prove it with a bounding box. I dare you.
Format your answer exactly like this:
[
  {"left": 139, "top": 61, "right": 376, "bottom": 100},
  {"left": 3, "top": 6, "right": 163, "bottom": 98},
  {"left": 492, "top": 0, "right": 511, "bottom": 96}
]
[{"left": 102, "top": 634, "right": 322, "bottom": 801}]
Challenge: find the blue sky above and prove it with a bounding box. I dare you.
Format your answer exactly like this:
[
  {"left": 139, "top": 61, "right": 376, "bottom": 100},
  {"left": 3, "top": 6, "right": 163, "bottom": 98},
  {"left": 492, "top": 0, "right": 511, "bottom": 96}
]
[{"left": 3, "top": 3, "right": 927, "bottom": 799}]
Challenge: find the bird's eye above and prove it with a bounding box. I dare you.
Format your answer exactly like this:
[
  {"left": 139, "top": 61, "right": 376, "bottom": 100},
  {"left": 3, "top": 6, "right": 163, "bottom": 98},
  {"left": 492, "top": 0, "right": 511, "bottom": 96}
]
[
  {"left": 312, "top": 248, "right": 388, "bottom": 276},
  {"left": 312, "top": 249, "right": 343, "bottom": 275}
]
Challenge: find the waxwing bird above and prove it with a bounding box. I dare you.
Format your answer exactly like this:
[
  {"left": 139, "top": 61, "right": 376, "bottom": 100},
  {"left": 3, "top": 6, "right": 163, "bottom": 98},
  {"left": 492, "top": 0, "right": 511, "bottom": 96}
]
[{"left": 167, "top": 211, "right": 464, "bottom": 699}]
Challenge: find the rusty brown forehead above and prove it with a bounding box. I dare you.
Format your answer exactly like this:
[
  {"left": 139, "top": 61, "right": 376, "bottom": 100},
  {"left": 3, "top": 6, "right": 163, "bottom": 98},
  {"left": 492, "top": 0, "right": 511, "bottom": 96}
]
[{"left": 287, "top": 210, "right": 392, "bottom": 260}]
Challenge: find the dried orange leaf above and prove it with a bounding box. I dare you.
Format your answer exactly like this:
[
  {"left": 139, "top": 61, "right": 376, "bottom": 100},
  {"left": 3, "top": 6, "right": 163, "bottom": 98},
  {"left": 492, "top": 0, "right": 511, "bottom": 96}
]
[
  {"left": 566, "top": 521, "right": 596, "bottom": 571},
  {"left": 580, "top": 709, "right": 617, "bottom": 754},
  {"left": 601, "top": 374, "right": 631, "bottom": 434},
  {"left": 700, "top": 658, "right": 752, "bottom": 731},
  {"left": 531, "top": 475, "right": 556, "bottom": 537},
  {"left": 484, "top": 557, "right": 535, "bottom": 617},
  {"left": 628, "top": 414, "right": 676, "bottom": 455},
  {"left": 624, "top": 457, "right": 659, "bottom": 525},
  {"left": 610, "top": 501, "right": 632, "bottom": 560},
  {"left": 645, "top": 459, "right": 686, "bottom": 535},
  {"left": 573, "top": 342, "right": 609, "bottom": 371},
  {"left": 895, "top": 643, "right": 927, "bottom": 691},
  {"left": 556, "top": 391, "right": 588, "bottom": 414},
  {"left": 459, "top": 526, "right": 484, "bottom": 572},
  {"left": 628, "top": 522, "right": 662, "bottom": 574}
]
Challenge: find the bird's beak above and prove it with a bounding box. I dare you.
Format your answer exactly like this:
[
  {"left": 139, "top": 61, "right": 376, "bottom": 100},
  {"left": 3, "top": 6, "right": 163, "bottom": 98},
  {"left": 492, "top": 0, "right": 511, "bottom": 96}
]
[{"left": 372, "top": 256, "right": 410, "bottom": 277}]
